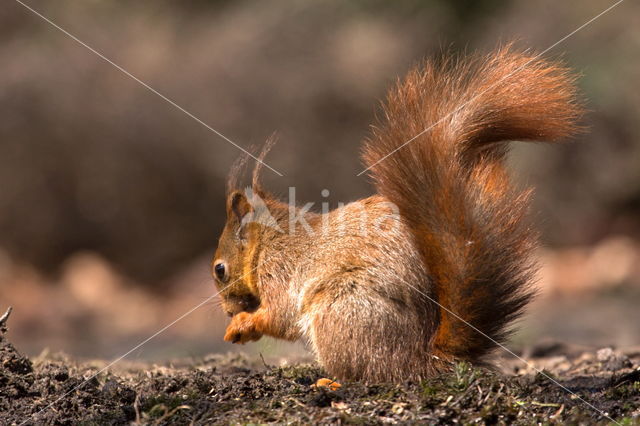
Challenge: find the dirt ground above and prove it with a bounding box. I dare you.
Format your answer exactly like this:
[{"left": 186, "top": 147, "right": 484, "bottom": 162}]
[
  {"left": 2, "top": 239, "right": 640, "bottom": 424},
  {"left": 2, "top": 314, "right": 639, "bottom": 425}
]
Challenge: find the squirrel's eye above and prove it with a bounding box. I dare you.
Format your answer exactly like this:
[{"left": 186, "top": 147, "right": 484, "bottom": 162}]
[{"left": 214, "top": 261, "right": 228, "bottom": 282}]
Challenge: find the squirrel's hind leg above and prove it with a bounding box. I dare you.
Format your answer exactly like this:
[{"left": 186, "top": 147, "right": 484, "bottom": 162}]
[{"left": 300, "top": 278, "right": 436, "bottom": 382}]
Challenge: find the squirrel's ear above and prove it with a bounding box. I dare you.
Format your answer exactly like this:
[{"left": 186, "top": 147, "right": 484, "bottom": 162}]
[{"left": 227, "top": 190, "right": 253, "bottom": 225}]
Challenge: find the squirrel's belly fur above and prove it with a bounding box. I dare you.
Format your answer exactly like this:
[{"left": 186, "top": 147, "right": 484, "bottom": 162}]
[{"left": 213, "top": 45, "right": 583, "bottom": 382}]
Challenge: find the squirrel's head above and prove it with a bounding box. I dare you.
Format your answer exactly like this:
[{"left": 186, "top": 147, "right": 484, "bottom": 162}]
[
  {"left": 212, "top": 136, "right": 278, "bottom": 317},
  {"left": 212, "top": 189, "right": 262, "bottom": 317}
]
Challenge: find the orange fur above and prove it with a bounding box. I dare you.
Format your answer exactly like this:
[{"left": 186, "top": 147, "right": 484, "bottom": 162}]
[
  {"left": 213, "top": 45, "right": 583, "bottom": 381},
  {"left": 362, "top": 45, "right": 582, "bottom": 361}
]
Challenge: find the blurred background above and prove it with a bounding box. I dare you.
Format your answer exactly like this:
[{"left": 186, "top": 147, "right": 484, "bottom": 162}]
[{"left": 1, "top": 0, "right": 638, "bottom": 361}]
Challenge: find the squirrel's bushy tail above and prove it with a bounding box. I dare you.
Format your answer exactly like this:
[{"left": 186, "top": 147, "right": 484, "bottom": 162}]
[{"left": 362, "top": 45, "right": 582, "bottom": 362}]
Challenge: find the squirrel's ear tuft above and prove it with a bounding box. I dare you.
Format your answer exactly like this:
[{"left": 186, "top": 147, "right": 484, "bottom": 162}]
[
  {"left": 251, "top": 133, "right": 278, "bottom": 193},
  {"left": 227, "top": 190, "right": 253, "bottom": 225}
]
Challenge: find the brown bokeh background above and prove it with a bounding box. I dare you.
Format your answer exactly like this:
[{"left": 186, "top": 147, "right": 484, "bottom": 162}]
[{"left": 1, "top": 0, "right": 639, "bottom": 361}]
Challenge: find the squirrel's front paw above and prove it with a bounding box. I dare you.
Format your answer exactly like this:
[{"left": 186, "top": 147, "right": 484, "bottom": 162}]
[{"left": 224, "top": 312, "right": 263, "bottom": 344}]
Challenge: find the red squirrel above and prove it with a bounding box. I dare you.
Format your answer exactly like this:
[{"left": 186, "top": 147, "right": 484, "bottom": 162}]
[{"left": 211, "top": 45, "right": 582, "bottom": 382}]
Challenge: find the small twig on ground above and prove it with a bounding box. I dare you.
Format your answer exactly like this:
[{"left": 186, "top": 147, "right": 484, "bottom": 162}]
[
  {"left": 259, "top": 352, "right": 271, "bottom": 370},
  {"left": 286, "top": 397, "right": 306, "bottom": 408},
  {"left": 550, "top": 404, "right": 565, "bottom": 419},
  {"left": 612, "top": 368, "right": 640, "bottom": 388},
  {"left": 0, "top": 306, "right": 13, "bottom": 332},
  {"left": 133, "top": 393, "right": 141, "bottom": 425},
  {"left": 153, "top": 405, "right": 191, "bottom": 425}
]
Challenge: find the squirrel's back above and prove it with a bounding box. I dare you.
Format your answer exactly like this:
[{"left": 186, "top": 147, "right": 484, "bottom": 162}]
[{"left": 362, "top": 45, "right": 582, "bottom": 364}]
